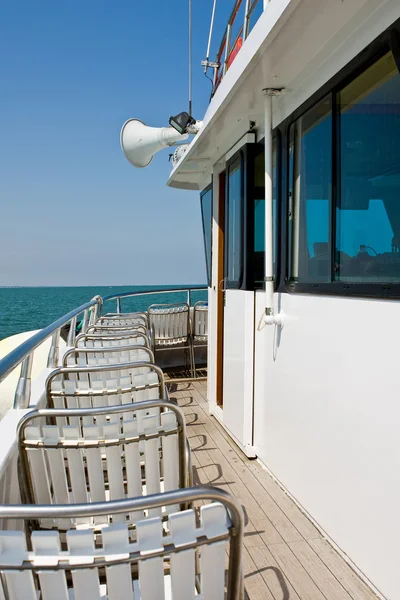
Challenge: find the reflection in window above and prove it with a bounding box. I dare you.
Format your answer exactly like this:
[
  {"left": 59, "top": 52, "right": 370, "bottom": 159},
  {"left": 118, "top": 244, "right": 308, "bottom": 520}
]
[
  {"left": 253, "top": 142, "right": 277, "bottom": 287},
  {"left": 200, "top": 187, "right": 212, "bottom": 287},
  {"left": 289, "top": 97, "right": 332, "bottom": 282},
  {"left": 336, "top": 51, "right": 400, "bottom": 281},
  {"left": 226, "top": 161, "right": 242, "bottom": 287}
]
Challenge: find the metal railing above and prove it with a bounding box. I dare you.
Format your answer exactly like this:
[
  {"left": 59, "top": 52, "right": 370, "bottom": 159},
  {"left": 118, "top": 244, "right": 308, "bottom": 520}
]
[
  {"left": 102, "top": 285, "right": 207, "bottom": 315},
  {"left": 0, "top": 286, "right": 207, "bottom": 411},
  {"left": 209, "top": 0, "right": 263, "bottom": 95},
  {"left": 0, "top": 296, "right": 103, "bottom": 410}
]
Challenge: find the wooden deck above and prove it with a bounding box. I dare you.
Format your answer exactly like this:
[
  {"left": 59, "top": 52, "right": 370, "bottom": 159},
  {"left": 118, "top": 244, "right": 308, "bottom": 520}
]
[{"left": 167, "top": 379, "right": 379, "bottom": 600}]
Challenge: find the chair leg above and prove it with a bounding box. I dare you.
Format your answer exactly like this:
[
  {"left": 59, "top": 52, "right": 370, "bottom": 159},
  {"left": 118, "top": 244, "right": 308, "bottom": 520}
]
[{"left": 190, "top": 339, "right": 196, "bottom": 379}]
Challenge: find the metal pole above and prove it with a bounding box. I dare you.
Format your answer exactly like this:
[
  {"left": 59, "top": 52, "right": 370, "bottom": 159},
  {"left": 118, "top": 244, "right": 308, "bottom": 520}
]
[
  {"left": 204, "top": 0, "right": 218, "bottom": 72},
  {"left": 223, "top": 24, "right": 232, "bottom": 75},
  {"left": 116, "top": 298, "right": 121, "bottom": 314},
  {"left": 13, "top": 353, "right": 34, "bottom": 409},
  {"left": 46, "top": 330, "right": 60, "bottom": 369},
  {"left": 81, "top": 309, "right": 89, "bottom": 334},
  {"left": 67, "top": 316, "right": 77, "bottom": 347},
  {"left": 263, "top": 88, "right": 284, "bottom": 327},
  {"left": 243, "top": 0, "right": 250, "bottom": 40},
  {"left": 264, "top": 90, "right": 274, "bottom": 316},
  {"left": 292, "top": 118, "right": 302, "bottom": 280},
  {"left": 189, "top": 0, "right": 192, "bottom": 115}
]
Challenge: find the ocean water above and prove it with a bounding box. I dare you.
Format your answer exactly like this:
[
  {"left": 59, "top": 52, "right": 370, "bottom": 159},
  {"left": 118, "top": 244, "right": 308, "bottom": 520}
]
[{"left": 0, "top": 285, "right": 207, "bottom": 340}]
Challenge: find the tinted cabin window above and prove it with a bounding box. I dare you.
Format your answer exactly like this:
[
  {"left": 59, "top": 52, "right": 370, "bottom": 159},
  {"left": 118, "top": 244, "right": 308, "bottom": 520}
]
[
  {"left": 200, "top": 186, "right": 213, "bottom": 287},
  {"left": 288, "top": 97, "right": 332, "bottom": 282},
  {"left": 253, "top": 142, "right": 277, "bottom": 288},
  {"left": 336, "top": 51, "right": 400, "bottom": 282},
  {"left": 226, "top": 160, "right": 243, "bottom": 288}
]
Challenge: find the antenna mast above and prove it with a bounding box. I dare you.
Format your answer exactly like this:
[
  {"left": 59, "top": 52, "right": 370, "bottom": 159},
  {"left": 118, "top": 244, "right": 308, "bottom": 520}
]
[{"left": 189, "top": 0, "right": 192, "bottom": 116}]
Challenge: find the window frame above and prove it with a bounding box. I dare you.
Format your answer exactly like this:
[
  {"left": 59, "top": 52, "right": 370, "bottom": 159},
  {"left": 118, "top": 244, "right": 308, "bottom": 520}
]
[
  {"left": 278, "top": 20, "right": 400, "bottom": 299},
  {"left": 225, "top": 151, "right": 245, "bottom": 290},
  {"left": 200, "top": 182, "right": 213, "bottom": 288},
  {"left": 224, "top": 141, "right": 280, "bottom": 291}
]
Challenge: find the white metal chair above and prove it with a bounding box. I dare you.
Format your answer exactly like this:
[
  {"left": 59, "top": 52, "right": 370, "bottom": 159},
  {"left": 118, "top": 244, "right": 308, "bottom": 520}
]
[
  {"left": 45, "top": 362, "right": 167, "bottom": 412},
  {"left": 99, "top": 311, "right": 148, "bottom": 328},
  {"left": 0, "top": 486, "right": 244, "bottom": 599},
  {"left": 148, "top": 302, "right": 194, "bottom": 376},
  {"left": 63, "top": 345, "right": 155, "bottom": 368},
  {"left": 192, "top": 301, "right": 208, "bottom": 376},
  {"left": 75, "top": 331, "right": 149, "bottom": 350},
  {"left": 17, "top": 400, "right": 189, "bottom": 530},
  {"left": 86, "top": 323, "right": 148, "bottom": 336}
]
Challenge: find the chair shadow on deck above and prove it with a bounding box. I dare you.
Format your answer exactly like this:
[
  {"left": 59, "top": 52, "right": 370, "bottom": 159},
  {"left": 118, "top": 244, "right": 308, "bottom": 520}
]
[{"left": 244, "top": 566, "right": 290, "bottom": 600}]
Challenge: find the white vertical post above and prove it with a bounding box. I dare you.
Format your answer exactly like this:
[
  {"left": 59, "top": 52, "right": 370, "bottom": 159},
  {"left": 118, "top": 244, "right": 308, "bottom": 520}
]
[
  {"left": 116, "top": 298, "right": 121, "bottom": 314},
  {"left": 291, "top": 118, "right": 302, "bottom": 280},
  {"left": 264, "top": 90, "right": 274, "bottom": 316},
  {"left": 263, "top": 88, "right": 284, "bottom": 327}
]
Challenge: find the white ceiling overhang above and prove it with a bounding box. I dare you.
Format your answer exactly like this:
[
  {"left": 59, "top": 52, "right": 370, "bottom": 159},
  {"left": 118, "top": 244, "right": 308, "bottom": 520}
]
[{"left": 167, "top": 0, "right": 400, "bottom": 191}]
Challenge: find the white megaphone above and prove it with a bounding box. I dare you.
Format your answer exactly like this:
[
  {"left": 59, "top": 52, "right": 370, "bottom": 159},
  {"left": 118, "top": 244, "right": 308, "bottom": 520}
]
[{"left": 121, "top": 118, "right": 189, "bottom": 168}]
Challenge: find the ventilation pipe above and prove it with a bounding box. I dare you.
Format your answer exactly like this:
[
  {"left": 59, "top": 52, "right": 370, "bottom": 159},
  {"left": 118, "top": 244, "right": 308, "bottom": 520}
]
[{"left": 263, "top": 88, "right": 284, "bottom": 327}]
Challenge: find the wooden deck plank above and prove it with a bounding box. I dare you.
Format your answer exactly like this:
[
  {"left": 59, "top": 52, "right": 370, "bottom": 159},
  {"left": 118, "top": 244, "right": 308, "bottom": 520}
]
[
  {"left": 308, "top": 539, "right": 379, "bottom": 600},
  {"left": 187, "top": 386, "right": 309, "bottom": 544},
  {"left": 168, "top": 380, "right": 379, "bottom": 600},
  {"left": 288, "top": 541, "right": 353, "bottom": 600}
]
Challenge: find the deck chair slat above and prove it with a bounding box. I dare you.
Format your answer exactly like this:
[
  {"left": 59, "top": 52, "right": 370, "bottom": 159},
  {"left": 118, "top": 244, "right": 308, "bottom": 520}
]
[
  {"left": 103, "top": 526, "right": 133, "bottom": 600},
  {"left": 137, "top": 518, "right": 165, "bottom": 600},
  {"left": 63, "top": 426, "right": 87, "bottom": 504},
  {"left": 43, "top": 426, "right": 69, "bottom": 505},
  {"left": 160, "top": 412, "right": 179, "bottom": 514},
  {"left": 169, "top": 510, "right": 196, "bottom": 600},
  {"left": 123, "top": 420, "right": 143, "bottom": 521},
  {"left": 143, "top": 415, "right": 161, "bottom": 518},
  {"left": 103, "top": 423, "right": 125, "bottom": 523},
  {"left": 84, "top": 424, "right": 106, "bottom": 505},
  {"left": 32, "top": 531, "right": 69, "bottom": 600},
  {"left": 200, "top": 503, "right": 228, "bottom": 599},
  {"left": 25, "top": 426, "right": 52, "bottom": 506},
  {"left": 67, "top": 530, "right": 101, "bottom": 600},
  {"left": 0, "top": 532, "right": 37, "bottom": 600}
]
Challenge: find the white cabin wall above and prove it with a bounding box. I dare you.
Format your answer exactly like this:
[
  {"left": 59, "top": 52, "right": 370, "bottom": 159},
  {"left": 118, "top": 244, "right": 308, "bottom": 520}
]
[{"left": 254, "top": 291, "right": 400, "bottom": 599}]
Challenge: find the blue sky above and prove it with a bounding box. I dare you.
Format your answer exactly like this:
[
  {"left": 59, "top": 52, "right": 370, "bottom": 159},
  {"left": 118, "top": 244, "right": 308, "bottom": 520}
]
[{"left": 0, "top": 1, "right": 229, "bottom": 286}]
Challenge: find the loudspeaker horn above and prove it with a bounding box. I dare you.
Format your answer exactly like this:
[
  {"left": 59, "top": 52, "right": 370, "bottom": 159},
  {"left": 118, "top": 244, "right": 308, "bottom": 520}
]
[{"left": 121, "top": 118, "right": 189, "bottom": 168}]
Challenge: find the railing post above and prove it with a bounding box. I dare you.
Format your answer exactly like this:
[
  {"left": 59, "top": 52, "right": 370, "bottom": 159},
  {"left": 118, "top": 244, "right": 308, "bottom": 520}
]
[
  {"left": 47, "top": 330, "right": 60, "bottom": 369},
  {"left": 67, "top": 316, "right": 77, "bottom": 347},
  {"left": 13, "top": 354, "right": 34, "bottom": 409},
  {"left": 223, "top": 23, "right": 232, "bottom": 75},
  {"left": 93, "top": 296, "right": 103, "bottom": 323},
  {"left": 81, "top": 309, "right": 89, "bottom": 334},
  {"left": 116, "top": 298, "right": 121, "bottom": 314},
  {"left": 243, "top": 0, "right": 250, "bottom": 39}
]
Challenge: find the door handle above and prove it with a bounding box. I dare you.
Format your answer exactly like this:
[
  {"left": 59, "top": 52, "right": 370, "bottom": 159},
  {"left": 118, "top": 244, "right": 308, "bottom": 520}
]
[{"left": 219, "top": 278, "right": 227, "bottom": 292}]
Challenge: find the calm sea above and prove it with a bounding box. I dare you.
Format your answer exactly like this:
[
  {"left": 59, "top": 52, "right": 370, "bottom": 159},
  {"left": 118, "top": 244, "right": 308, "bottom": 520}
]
[{"left": 0, "top": 286, "right": 207, "bottom": 340}]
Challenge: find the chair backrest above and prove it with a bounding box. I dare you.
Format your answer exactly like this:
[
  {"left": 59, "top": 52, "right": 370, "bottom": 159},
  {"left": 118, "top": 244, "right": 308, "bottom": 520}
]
[
  {"left": 76, "top": 331, "right": 149, "bottom": 349},
  {"left": 86, "top": 323, "right": 148, "bottom": 336},
  {"left": 46, "top": 362, "right": 165, "bottom": 413},
  {"left": 63, "top": 345, "right": 154, "bottom": 367},
  {"left": 17, "top": 400, "right": 188, "bottom": 529},
  {"left": 193, "top": 301, "right": 208, "bottom": 340},
  {"left": 99, "top": 311, "right": 148, "bottom": 327},
  {"left": 148, "top": 303, "right": 190, "bottom": 342},
  {"left": 0, "top": 486, "right": 243, "bottom": 600}
]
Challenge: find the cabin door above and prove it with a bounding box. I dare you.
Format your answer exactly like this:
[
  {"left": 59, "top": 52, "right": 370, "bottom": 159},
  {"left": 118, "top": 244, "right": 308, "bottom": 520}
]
[{"left": 220, "top": 155, "right": 255, "bottom": 457}]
